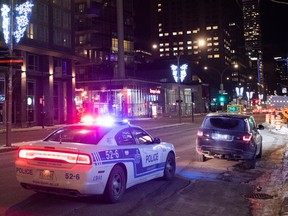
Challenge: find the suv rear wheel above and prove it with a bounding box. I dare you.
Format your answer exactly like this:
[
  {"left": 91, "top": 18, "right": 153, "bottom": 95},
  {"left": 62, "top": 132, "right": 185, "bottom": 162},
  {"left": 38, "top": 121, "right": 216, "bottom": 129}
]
[{"left": 195, "top": 152, "right": 206, "bottom": 162}]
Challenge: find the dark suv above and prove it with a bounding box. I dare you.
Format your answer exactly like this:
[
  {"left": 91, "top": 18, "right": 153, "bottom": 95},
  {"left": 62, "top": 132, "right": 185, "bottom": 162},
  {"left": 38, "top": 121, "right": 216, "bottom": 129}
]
[{"left": 196, "top": 113, "right": 264, "bottom": 168}]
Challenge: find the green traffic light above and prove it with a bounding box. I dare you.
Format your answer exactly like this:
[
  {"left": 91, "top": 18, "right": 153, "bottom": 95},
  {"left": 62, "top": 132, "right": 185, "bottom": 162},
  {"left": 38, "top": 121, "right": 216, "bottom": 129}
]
[{"left": 219, "top": 96, "right": 225, "bottom": 102}]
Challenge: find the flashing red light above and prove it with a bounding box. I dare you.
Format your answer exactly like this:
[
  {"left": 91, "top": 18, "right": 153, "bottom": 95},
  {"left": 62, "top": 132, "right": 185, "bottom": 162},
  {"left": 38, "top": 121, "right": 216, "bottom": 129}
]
[{"left": 18, "top": 149, "right": 92, "bottom": 165}]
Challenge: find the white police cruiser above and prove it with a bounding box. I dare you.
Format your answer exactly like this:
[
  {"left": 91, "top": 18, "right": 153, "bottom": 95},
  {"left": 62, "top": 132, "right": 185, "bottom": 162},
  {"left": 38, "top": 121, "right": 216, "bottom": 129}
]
[{"left": 15, "top": 116, "right": 176, "bottom": 203}]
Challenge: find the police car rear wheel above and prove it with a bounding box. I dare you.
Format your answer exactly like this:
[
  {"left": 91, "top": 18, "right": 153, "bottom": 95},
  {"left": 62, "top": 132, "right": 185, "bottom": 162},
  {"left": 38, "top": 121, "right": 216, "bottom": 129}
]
[
  {"left": 104, "top": 165, "right": 126, "bottom": 203},
  {"left": 163, "top": 152, "right": 176, "bottom": 180}
]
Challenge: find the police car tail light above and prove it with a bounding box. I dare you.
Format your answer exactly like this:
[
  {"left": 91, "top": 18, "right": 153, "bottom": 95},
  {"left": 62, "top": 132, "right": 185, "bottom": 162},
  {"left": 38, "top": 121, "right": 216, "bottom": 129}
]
[
  {"left": 242, "top": 135, "right": 252, "bottom": 142},
  {"left": 18, "top": 149, "right": 91, "bottom": 165}
]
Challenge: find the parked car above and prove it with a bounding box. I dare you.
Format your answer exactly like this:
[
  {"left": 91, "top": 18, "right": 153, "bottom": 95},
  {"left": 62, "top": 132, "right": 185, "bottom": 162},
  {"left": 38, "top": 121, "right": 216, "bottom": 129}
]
[
  {"left": 196, "top": 113, "right": 264, "bottom": 168},
  {"left": 15, "top": 116, "right": 176, "bottom": 203}
]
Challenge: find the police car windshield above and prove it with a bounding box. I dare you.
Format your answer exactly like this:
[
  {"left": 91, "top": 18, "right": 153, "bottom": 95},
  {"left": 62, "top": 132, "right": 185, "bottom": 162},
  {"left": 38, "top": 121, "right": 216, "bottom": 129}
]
[{"left": 44, "top": 125, "right": 111, "bottom": 145}]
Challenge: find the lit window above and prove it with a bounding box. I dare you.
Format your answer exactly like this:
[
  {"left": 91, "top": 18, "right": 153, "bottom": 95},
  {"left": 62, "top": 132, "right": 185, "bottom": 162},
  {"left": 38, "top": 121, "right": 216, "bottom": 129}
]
[
  {"left": 158, "top": 23, "right": 162, "bottom": 27},
  {"left": 179, "top": 41, "right": 183, "bottom": 45},
  {"left": 160, "top": 53, "right": 164, "bottom": 57},
  {"left": 206, "top": 26, "right": 212, "bottom": 30},
  {"left": 187, "top": 31, "right": 191, "bottom": 34},
  {"left": 158, "top": 3, "right": 161, "bottom": 7},
  {"left": 164, "top": 33, "right": 169, "bottom": 36},
  {"left": 213, "top": 26, "right": 218, "bottom": 29},
  {"left": 193, "top": 46, "right": 198, "bottom": 49},
  {"left": 179, "top": 47, "right": 184, "bottom": 50},
  {"left": 178, "top": 31, "right": 183, "bottom": 35},
  {"left": 173, "top": 47, "right": 178, "bottom": 51},
  {"left": 160, "top": 43, "right": 164, "bottom": 47},
  {"left": 207, "top": 37, "right": 212, "bottom": 41},
  {"left": 160, "top": 48, "right": 164, "bottom": 52},
  {"left": 187, "top": 41, "right": 192, "bottom": 44},
  {"left": 158, "top": 8, "right": 161, "bottom": 12},
  {"left": 207, "top": 43, "right": 212, "bottom": 46},
  {"left": 214, "top": 42, "right": 219, "bottom": 46},
  {"left": 159, "top": 33, "right": 163, "bottom": 37},
  {"left": 165, "top": 48, "right": 170, "bottom": 51},
  {"left": 213, "top": 37, "right": 218, "bottom": 40},
  {"left": 164, "top": 43, "right": 169, "bottom": 46},
  {"left": 187, "top": 46, "right": 192, "bottom": 50},
  {"left": 208, "top": 55, "right": 213, "bottom": 58},
  {"left": 173, "top": 32, "right": 177, "bottom": 35},
  {"left": 159, "top": 28, "right": 162, "bottom": 32},
  {"left": 214, "top": 54, "right": 220, "bottom": 58},
  {"left": 194, "top": 51, "right": 199, "bottom": 54}
]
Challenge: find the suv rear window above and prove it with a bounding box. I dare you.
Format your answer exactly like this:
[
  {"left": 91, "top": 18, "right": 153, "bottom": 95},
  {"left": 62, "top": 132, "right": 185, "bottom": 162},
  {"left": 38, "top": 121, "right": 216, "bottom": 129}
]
[{"left": 203, "top": 117, "right": 246, "bottom": 131}]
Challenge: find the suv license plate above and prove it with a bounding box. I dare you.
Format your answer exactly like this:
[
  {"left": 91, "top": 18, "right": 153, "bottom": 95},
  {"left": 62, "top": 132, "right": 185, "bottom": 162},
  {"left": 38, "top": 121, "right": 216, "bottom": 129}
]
[{"left": 212, "top": 134, "right": 232, "bottom": 141}]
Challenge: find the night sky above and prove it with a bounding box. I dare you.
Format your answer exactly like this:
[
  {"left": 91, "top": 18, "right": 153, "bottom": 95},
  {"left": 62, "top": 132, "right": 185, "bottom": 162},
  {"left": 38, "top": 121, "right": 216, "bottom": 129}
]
[
  {"left": 260, "top": 0, "right": 288, "bottom": 58},
  {"left": 134, "top": 0, "right": 288, "bottom": 58}
]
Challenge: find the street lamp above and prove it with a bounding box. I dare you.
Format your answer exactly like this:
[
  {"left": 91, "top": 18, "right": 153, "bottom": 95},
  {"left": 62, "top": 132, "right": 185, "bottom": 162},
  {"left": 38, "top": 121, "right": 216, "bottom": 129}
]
[
  {"left": 170, "top": 53, "right": 187, "bottom": 123},
  {"left": 1, "top": 0, "right": 34, "bottom": 146},
  {"left": 204, "top": 64, "right": 238, "bottom": 94}
]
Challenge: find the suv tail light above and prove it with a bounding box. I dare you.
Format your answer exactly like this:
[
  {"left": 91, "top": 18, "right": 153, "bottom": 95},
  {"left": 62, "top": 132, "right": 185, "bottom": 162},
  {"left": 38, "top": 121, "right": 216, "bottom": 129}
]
[
  {"left": 197, "top": 131, "right": 204, "bottom": 136},
  {"left": 242, "top": 135, "right": 252, "bottom": 142},
  {"left": 18, "top": 149, "right": 92, "bottom": 165}
]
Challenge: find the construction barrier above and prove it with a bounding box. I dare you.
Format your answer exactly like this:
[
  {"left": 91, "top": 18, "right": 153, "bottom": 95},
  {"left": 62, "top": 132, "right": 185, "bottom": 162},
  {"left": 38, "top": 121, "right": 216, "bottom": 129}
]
[
  {"left": 275, "top": 116, "right": 282, "bottom": 130},
  {"left": 271, "top": 115, "right": 275, "bottom": 126},
  {"left": 265, "top": 114, "right": 270, "bottom": 123}
]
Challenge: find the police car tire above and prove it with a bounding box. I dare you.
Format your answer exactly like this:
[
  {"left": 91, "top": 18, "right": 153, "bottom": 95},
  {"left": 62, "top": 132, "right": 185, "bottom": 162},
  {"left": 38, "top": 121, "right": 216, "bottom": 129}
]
[
  {"left": 163, "top": 152, "right": 176, "bottom": 180},
  {"left": 104, "top": 165, "right": 126, "bottom": 203}
]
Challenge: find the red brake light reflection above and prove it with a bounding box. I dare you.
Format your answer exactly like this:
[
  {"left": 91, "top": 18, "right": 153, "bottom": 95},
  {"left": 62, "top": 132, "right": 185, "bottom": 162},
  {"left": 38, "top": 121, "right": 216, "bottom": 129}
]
[
  {"left": 18, "top": 149, "right": 91, "bottom": 165},
  {"left": 242, "top": 135, "right": 252, "bottom": 142}
]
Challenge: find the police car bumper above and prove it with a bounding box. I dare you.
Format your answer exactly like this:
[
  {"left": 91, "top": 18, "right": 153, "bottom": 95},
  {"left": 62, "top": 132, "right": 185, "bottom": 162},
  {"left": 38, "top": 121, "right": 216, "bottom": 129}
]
[{"left": 15, "top": 163, "right": 109, "bottom": 196}]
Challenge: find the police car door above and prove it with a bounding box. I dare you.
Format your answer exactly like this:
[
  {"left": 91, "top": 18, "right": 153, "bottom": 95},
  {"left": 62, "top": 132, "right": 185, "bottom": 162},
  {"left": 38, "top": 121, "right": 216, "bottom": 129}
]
[{"left": 130, "top": 127, "right": 163, "bottom": 179}]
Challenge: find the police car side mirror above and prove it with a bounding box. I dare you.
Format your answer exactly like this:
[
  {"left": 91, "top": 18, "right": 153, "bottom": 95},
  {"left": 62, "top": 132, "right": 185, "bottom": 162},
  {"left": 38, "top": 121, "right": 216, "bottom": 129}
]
[{"left": 154, "top": 137, "right": 161, "bottom": 144}]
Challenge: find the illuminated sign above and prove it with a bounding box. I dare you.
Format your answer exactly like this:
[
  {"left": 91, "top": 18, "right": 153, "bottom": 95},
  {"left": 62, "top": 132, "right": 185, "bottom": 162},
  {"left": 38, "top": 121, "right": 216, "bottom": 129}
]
[
  {"left": 170, "top": 64, "right": 188, "bottom": 83},
  {"left": 1, "top": 1, "right": 34, "bottom": 46},
  {"left": 149, "top": 88, "right": 161, "bottom": 94}
]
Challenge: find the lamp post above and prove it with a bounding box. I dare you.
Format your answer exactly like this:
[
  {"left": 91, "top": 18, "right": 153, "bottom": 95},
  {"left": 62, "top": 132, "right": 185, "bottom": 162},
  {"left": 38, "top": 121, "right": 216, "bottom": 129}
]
[
  {"left": 204, "top": 64, "right": 238, "bottom": 94},
  {"left": 1, "top": 0, "right": 34, "bottom": 146},
  {"left": 170, "top": 52, "right": 187, "bottom": 123}
]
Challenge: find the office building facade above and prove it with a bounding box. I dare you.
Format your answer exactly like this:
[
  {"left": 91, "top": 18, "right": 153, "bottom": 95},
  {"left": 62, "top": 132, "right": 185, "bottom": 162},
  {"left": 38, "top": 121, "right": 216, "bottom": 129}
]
[
  {"left": 0, "top": 0, "right": 77, "bottom": 127},
  {"left": 242, "top": 0, "right": 264, "bottom": 99},
  {"left": 153, "top": 0, "right": 246, "bottom": 101}
]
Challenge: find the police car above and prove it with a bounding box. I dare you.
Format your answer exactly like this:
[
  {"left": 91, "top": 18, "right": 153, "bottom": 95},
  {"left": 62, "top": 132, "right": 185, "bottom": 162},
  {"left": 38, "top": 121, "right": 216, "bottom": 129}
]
[{"left": 15, "top": 116, "right": 176, "bottom": 203}]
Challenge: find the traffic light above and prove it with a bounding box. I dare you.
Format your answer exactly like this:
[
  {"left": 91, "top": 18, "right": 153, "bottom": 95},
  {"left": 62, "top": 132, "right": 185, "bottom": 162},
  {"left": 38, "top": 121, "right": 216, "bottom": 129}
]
[
  {"left": 218, "top": 94, "right": 228, "bottom": 103},
  {"left": 252, "top": 99, "right": 259, "bottom": 105}
]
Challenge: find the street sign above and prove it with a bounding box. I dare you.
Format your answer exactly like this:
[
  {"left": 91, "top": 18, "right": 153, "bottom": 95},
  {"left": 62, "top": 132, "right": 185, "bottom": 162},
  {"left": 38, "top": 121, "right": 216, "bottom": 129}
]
[{"left": 227, "top": 104, "right": 243, "bottom": 113}]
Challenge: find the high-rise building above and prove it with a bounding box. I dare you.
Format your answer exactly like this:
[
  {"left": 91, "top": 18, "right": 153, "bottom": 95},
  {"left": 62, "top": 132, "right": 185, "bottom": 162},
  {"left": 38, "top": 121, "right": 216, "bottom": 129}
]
[
  {"left": 74, "top": 0, "right": 134, "bottom": 80},
  {"left": 274, "top": 57, "right": 288, "bottom": 95},
  {"left": 0, "top": 0, "right": 77, "bottom": 127},
  {"left": 153, "top": 0, "right": 246, "bottom": 98},
  {"left": 242, "top": 0, "right": 264, "bottom": 98}
]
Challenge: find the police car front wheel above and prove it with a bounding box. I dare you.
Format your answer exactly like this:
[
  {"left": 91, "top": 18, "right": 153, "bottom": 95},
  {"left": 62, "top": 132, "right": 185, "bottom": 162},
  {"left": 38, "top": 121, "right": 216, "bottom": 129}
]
[
  {"left": 104, "top": 165, "right": 126, "bottom": 203},
  {"left": 163, "top": 152, "right": 176, "bottom": 180}
]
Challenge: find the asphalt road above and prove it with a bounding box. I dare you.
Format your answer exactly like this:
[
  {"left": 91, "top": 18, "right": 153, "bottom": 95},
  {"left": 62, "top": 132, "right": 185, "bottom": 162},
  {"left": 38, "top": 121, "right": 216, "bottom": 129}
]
[{"left": 1, "top": 114, "right": 282, "bottom": 216}]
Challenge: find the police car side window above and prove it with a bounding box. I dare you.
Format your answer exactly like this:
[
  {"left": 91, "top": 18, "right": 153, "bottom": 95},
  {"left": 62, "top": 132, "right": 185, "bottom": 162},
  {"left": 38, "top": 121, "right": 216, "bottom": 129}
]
[
  {"left": 131, "top": 127, "right": 153, "bottom": 144},
  {"left": 115, "top": 129, "right": 135, "bottom": 145}
]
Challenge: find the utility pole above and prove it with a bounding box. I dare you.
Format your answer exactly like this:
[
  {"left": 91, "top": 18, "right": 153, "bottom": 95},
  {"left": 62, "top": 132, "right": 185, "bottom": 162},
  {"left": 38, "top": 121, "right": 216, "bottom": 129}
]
[{"left": 5, "top": 0, "right": 14, "bottom": 147}]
